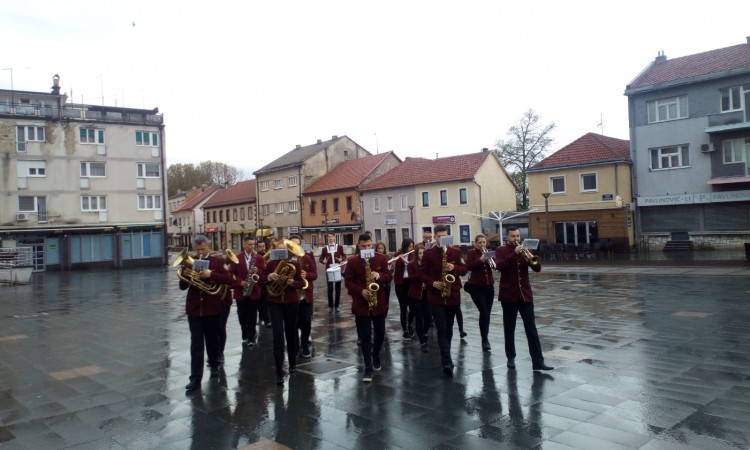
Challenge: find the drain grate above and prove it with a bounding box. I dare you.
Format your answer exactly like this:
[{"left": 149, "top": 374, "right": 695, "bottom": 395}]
[{"left": 296, "top": 358, "right": 355, "bottom": 376}]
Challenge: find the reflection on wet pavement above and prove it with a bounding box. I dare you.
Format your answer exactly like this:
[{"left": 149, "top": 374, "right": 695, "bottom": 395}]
[{"left": 0, "top": 263, "right": 749, "bottom": 449}]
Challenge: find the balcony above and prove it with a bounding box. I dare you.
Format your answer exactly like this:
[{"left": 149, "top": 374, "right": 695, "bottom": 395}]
[
  {"left": 1, "top": 101, "right": 163, "bottom": 125},
  {"left": 705, "top": 111, "right": 750, "bottom": 133}
]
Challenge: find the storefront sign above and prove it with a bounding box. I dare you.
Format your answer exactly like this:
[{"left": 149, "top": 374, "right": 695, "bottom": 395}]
[
  {"left": 289, "top": 226, "right": 299, "bottom": 234},
  {"left": 602, "top": 194, "right": 613, "bottom": 201},
  {"left": 206, "top": 227, "right": 217, "bottom": 233},
  {"left": 384, "top": 218, "right": 397, "bottom": 225},
  {"left": 638, "top": 189, "right": 750, "bottom": 206},
  {"left": 432, "top": 215, "right": 455, "bottom": 224},
  {"left": 322, "top": 218, "right": 339, "bottom": 224}
]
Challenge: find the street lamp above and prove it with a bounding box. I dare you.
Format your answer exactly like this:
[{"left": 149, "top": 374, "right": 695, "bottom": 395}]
[
  {"left": 408, "top": 205, "right": 415, "bottom": 239},
  {"left": 542, "top": 193, "right": 551, "bottom": 244},
  {"left": 323, "top": 212, "right": 329, "bottom": 239}
]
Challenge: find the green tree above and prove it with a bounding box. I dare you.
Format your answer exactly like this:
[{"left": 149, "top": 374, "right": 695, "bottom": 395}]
[{"left": 495, "top": 109, "right": 555, "bottom": 210}]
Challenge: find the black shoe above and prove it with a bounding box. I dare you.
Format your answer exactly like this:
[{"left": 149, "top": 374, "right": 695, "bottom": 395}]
[
  {"left": 289, "top": 366, "right": 297, "bottom": 374},
  {"left": 421, "top": 342, "right": 429, "bottom": 353},
  {"left": 402, "top": 331, "right": 411, "bottom": 342},
  {"left": 372, "top": 356, "right": 382, "bottom": 371},
  {"left": 301, "top": 346, "right": 311, "bottom": 358},
  {"left": 335, "top": 307, "right": 340, "bottom": 312},
  {"left": 210, "top": 367, "right": 220, "bottom": 378},
  {"left": 507, "top": 358, "right": 516, "bottom": 369},
  {"left": 185, "top": 380, "right": 200, "bottom": 391},
  {"left": 408, "top": 325, "right": 414, "bottom": 337},
  {"left": 533, "top": 364, "right": 554, "bottom": 371},
  {"left": 482, "top": 340, "right": 491, "bottom": 352},
  {"left": 217, "top": 354, "right": 225, "bottom": 364},
  {"left": 460, "top": 331, "right": 467, "bottom": 339},
  {"left": 275, "top": 376, "right": 284, "bottom": 386},
  {"left": 443, "top": 364, "right": 454, "bottom": 377},
  {"left": 362, "top": 367, "right": 374, "bottom": 383},
  {"left": 265, "top": 322, "right": 272, "bottom": 328}
]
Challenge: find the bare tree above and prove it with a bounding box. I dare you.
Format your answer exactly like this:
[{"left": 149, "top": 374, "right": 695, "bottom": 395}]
[
  {"left": 495, "top": 109, "right": 555, "bottom": 209},
  {"left": 198, "top": 161, "right": 244, "bottom": 187},
  {"left": 167, "top": 161, "right": 245, "bottom": 196}
]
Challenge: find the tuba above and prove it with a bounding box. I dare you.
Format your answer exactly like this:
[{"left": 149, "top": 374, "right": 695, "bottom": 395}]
[
  {"left": 266, "top": 239, "right": 306, "bottom": 298},
  {"left": 440, "top": 246, "right": 456, "bottom": 299},
  {"left": 172, "top": 248, "right": 230, "bottom": 297},
  {"left": 364, "top": 257, "right": 380, "bottom": 309}
]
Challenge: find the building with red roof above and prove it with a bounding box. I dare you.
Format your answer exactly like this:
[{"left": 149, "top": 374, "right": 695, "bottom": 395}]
[
  {"left": 527, "top": 133, "right": 633, "bottom": 250},
  {"left": 171, "top": 186, "right": 219, "bottom": 248},
  {"left": 360, "top": 149, "right": 516, "bottom": 251},
  {"left": 301, "top": 151, "right": 401, "bottom": 247},
  {"left": 624, "top": 37, "right": 750, "bottom": 250},
  {"left": 201, "top": 179, "right": 258, "bottom": 250}
]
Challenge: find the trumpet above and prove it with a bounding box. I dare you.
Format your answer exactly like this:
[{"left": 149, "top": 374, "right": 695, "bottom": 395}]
[
  {"left": 481, "top": 245, "right": 496, "bottom": 269},
  {"left": 513, "top": 240, "right": 540, "bottom": 266}
]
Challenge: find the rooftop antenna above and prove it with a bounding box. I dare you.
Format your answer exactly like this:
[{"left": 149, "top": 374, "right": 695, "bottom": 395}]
[
  {"left": 374, "top": 132, "right": 379, "bottom": 154},
  {"left": 597, "top": 113, "right": 604, "bottom": 135},
  {"left": 96, "top": 74, "right": 104, "bottom": 105}
]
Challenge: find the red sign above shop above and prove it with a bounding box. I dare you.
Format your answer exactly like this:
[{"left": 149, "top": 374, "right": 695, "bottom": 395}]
[
  {"left": 322, "top": 218, "right": 339, "bottom": 224},
  {"left": 432, "top": 215, "right": 455, "bottom": 224},
  {"left": 205, "top": 227, "right": 217, "bottom": 232}
]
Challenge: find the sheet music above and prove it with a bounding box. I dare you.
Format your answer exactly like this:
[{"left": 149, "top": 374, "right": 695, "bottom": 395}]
[
  {"left": 522, "top": 239, "right": 540, "bottom": 250},
  {"left": 360, "top": 249, "right": 375, "bottom": 259},
  {"left": 192, "top": 259, "right": 209, "bottom": 271}
]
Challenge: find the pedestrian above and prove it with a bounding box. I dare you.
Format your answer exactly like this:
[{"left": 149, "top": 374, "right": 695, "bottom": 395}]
[
  {"left": 319, "top": 233, "right": 346, "bottom": 313},
  {"left": 393, "top": 238, "right": 416, "bottom": 341}
]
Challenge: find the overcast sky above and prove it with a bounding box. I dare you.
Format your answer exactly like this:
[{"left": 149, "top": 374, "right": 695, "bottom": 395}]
[{"left": 2, "top": 1, "right": 748, "bottom": 176}]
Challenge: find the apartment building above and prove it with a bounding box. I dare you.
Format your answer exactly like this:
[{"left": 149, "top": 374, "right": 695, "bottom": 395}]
[
  {"left": 201, "top": 179, "right": 258, "bottom": 252},
  {"left": 0, "top": 76, "right": 167, "bottom": 271}
]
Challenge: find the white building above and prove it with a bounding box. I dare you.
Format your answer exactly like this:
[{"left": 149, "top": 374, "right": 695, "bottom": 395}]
[{"left": 0, "top": 75, "right": 167, "bottom": 271}]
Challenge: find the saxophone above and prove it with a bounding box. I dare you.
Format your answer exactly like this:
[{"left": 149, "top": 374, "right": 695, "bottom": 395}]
[
  {"left": 440, "top": 247, "right": 456, "bottom": 299},
  {"left": 243, "top": 253, "right": 259, "bottom": 297},
  {"left": 364, "top": 257, "right": 380, "bottom": 309}
]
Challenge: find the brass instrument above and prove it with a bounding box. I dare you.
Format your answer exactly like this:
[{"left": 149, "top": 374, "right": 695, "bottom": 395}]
[
  {"left": 242, "top": 253, "right": 260, "bottom": 297},
  {"left": 364, "top": 257, "right": 380, "bottom": 309},
  {"left": 223, "top": 249, "right": 239, "bottom": 265},
  {"left": 266, "top": 239, "right": 305, "bottom": 298},
  {"left": 172, "top": 248, "right": 229, "bottom": 296},
  {"left": 514, "top": 240, "right": 540, "bottom": 266},
  {"left": 481, "top": 245, "right": 496, "bottom": 269},
  {"left": 440, "top": 247, "right": 456, "bottom": 298}
]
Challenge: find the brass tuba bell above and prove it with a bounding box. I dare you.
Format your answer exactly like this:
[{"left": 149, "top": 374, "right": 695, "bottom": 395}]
[{"left": 172, "top": 248, "right": 228, "bottom": 296}]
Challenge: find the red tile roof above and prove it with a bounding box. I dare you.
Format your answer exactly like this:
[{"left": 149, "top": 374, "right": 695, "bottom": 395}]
[
  {"left": 173, "top": 186, "right": 219, "bottom": 212},
  {"left": 529, "top": 133, "right": 630, "bottom": 171},
  {"left": 627, "top": 42, "right": 750, "bottom": 91},
  {"left": 361, "top": 151, "right": 490, "bottom": 191},
  {"left": 304, "top": 152, "right": 397, "bottom": 193},
  {"left": 202, "top": 179, "right": 257, "bottom": 208}
]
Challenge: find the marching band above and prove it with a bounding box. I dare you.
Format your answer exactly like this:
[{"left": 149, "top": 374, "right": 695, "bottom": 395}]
[{"left": 175, "top": 228, "right": 552, "bottom": 391}]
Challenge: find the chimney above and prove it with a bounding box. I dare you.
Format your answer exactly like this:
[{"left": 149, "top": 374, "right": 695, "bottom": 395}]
[
  {"left": 51, "top": 74, "right": 61, "bottom": 95},
  {"left": 332, "top": 135, "right": 338, "bottom": 140},
  {"left": 747, "top": 36, "right": 750, "bottom": 44},
  {"left": 317, "top": 139, "right": 322, "bottom": 143},
  {"left": 296, "top": 144, "right": 301, "bottom": 149},
  {"left": 482, "top": 147, "right": 489, "bottom": 155},
  {"left": 655, "top": 50, "right": 667, "bottom": 63}
]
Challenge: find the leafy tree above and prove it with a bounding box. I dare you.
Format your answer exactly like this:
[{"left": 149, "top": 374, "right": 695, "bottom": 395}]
[
  {"left": 167, "top": 161, "right": 245, "bottom": 196},
  {"left": 495, "top": 109, "right": 555, "bottom": 210}
]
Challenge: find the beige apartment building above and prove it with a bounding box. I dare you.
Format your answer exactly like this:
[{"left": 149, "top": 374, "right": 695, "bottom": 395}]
[
  {"left": 253, "top": 136, "right": 370, "bottom": 239},
  {"left": 201, "top": 179, "right": 258, "bottom": 252},
  {"left": 0, "top": 76, "right": 167, "bottom": 271}
]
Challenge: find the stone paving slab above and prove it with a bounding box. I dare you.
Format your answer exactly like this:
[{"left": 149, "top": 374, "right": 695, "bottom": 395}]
[{"left": 0, "top": 262, "right": 749, "bottom": 449}]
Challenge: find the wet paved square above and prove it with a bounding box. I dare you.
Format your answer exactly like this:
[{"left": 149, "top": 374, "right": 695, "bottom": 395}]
[{"left": 1, "top": 262, "right": 749, "bottom": 449}]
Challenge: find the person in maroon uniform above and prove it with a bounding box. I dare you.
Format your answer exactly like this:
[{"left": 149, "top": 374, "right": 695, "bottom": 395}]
[
  {"left": 407, "top": 244, "right": 430, "bottom": 352},
  {"left": 344, "top": 233, "right": 393, "bottom": 383},
  {"left": 264, "top": 239, "right": 305, "bottom": 386},
  {"left": 393, "top": 238, "right": 415, "bottom": 341},
  {"left": 464, "top": 234, "right": 496, "bottom": 353},
  {"left": 495, "top": 227, "right": 553, "bottom": 371},
  {"left": 419, "top": 224, "right": 468, "bottom": 377},
  {"left": 229, "top": 237, "right": 266, "bottom": 347},
  {"left": 319, "top": 233, "right": 346, "bottom": 312},
  {"left": 179, "top": 235, "right": 234, "bottom": 392},
  {"left": 255, "top": 239, "right": 272, "bottom": 328},
  {"left": 290, "top": 235, "right": 318, "bottom": 359}
]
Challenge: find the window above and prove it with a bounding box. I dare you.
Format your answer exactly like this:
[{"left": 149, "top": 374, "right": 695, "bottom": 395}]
[
  {"left": 650, "top": 145, "right": 690, "bottom": 169},
  {"left": 261, "top": 205, "right": 270, "bottom": 216},
  {"left": 310, "top": 200, "right": 316, "bottom": 215},
  {"left": 288, "top": 175, "right": 298, "bottom": 187},
  {"left": 17, "top": 160, "right": 46, "bottom": 177},
  {"left": 240, "top": 208, "right": 245, "bottom": 220},
  {"left": 346, "top": 196, "right": 353, "bottom": 211},
  {"left": 233, "top": 209, "right": 237, "bottom": 221},
  {"left": 550, "top": 176, "right": 566, "bottom": 193},
  {"left": 260, "top": 181, "right": 269, "bottom": 191},
  {"left": 321, "top": 199, "right": 328, "bottom": 214},
  {"left": 421, "top": 191, "right": 429, "bottom": 207},
  {"left": 275, "top": 203, "right": 284, "bottom": 214},
  {"left": 18, "top": 196, "right": 41, "bottom": 211},
  {"left": 17, "top": 125, "right": 45, "bottom": 142},
  {"left": 459, "top": 225, "right": 471, "bottom": 244},
  {"left": 386, "top": 196, "right": 394, "bottom": 211},
  {"left": 81, "top": 195, "right": 107, "bottom": 211},
  {"left": 440, "top": 190, "right": 448, "bottom": 206},
  {"left": 458, "top": 188, "right": 468, "bottom": 205},
  {"left": 219, "top": 210, "right": 224, "bottom": 222},
  {"left": 120, "top": 230, "right": 163, "bottom": 260},
  {"left": 647, "top": 95, "right": 688, "bottom": 123},
  {"left": 274, "top": 179, "right": 282, "bottom": 189},
  {"left": 137, "top": 163, "right": 161, "bottom": 178},
  {"left": 212, "top": 211, "right": 216, "bottom": 223},
  {"left": 137, "top": 194, "right": 162, "bottom": 210},
  {"left": 720, "top": 86, "right": 743, "bottom": 112},
  {"left": 402, "top": 227, "right": 410, "bottom": 239},
  {"left": 373, "top": 197, "right": 380, "bottom": 213},
  {"left": 332, "top": 198, "right": 339, "bottom": 213},
  {"left": 79, "top": 128, "right": 105, "bottom": 144},
  {"left": 580, "top": 173, "right": 597, "bottom": 192},
  {"left": 289, "top": 200, "right": 299, "bottom": 212},
  {"left": 374, "top": 229, "right": 382, "bottom": 242},
  {"left": 81, "top": 162, "right": 106, "bottom": 177},
  {"left": 722, "top": 138, "right": 748, "bottom": 164},
  {"left": 400, "top": 195, "right": 408, "bottom": 210},
  {"left": 135, "top": 131, "right": 158, "bottom": 146}
]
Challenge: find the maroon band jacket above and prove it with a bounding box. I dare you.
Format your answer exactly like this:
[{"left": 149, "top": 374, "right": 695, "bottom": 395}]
[
  {"left": 392, "top": 253, "right": 411, "bottom": 285},
  {"left": 263, "top": 258, "right": 304, "bottom": 304},
  {"left": 419, "top": 246, "right": 468, "bottom": 305},
  {"left": 319, "top": 243, "right": 346, "bottom": 269},
  {"left": 406, "top": 261, "right": 424, "bottom": 299},
  {"left": 229, "top": 251, "right": 266, "bottom": 301},
  {"left": 296, "top": 252, "right": 318, "bottom": 304},
  {"left": 465, "top": 247, "right": 495, "bottom": 286},
  {"left": 344, "top": 252, "right": 393, "bottom": 316},
  {"left": 494, "top": 242, "right": 541, "bottom": 302},
  {"left": 179, "top": 254, "right": 234, "bottom": 316}
]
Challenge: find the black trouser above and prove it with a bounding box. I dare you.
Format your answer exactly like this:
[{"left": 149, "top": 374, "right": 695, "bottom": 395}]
[
  {"left": 355, "top": 313, "right": 386, "bottom": 369},
  {"left": 430, "top": 303, "right": 458, "bottom": 367},
  {"left": 501, "top": 301, "right": 544, "bottom": 365},
  {"left": 327, "top": 281, "right": 341, "bottom": 308},
  {"left": 468, "top": 284, "right": 495, "bottom": 342},
  {"left": 297, "top": 300, "right": 313, "bottom": 350},
  {"left": 259, "top": 289, "right": 270, "bottom": 323},
  {"left": 411, "top": 292, "right": 430, "bottom": 344},
  {"left": 236, "top": 299, "right": 260, "bottom": 341},
  {"left": 269, "top": 302, "right": 299, "bottom": 376},
  {"left": 188, "top": 314, "right": 221, "bottom": 383},
  {"left": 395, "top": 281, "right": 415, "bottom": 333},
  {"left": 456, "top": 304, "right": 464, "bottom": 333},
  {"left": 218, "top": 305, "right": 230, "bottom": 356}
]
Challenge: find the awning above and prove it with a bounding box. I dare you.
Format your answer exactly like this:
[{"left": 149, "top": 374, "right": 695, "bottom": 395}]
[
  {"left": 301, "top": 225, "right": 362, "bottom": 232},
  {"left": 706, "top": 176, "right": 750, "bottom": 185}
]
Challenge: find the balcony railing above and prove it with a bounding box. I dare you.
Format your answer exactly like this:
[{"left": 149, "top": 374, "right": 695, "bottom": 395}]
[{"left": 0, "top": 101, "right": 163, "bottom": 125}]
